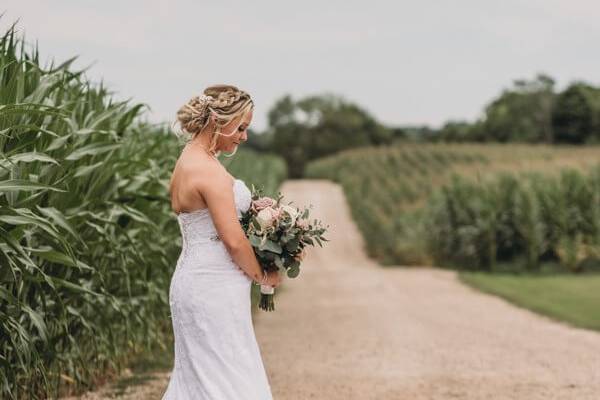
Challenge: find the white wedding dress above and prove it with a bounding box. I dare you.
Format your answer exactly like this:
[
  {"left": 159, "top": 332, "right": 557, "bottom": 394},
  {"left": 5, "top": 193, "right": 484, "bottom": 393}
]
[{"left": 162, "top": 178, "right": 273, "bottom": 400}]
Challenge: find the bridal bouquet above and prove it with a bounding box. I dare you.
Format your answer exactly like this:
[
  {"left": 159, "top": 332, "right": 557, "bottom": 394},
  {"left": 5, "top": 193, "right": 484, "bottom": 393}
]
[{"left": 239, "top": 185, "right": 329, "bottom": 311}]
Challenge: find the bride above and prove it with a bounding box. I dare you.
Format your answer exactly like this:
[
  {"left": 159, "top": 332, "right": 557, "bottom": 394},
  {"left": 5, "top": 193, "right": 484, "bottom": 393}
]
[{"left": 162, "top": 84, "right": 282, "bottom": 399}]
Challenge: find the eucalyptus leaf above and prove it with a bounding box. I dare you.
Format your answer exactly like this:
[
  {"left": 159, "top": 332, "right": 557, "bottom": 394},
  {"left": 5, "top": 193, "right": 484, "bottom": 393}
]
[
  {"left": 274, "top": 255, "right": 284, "bottom": 268},
  {"left": 285, "top": 238, "right": 299, "bottom": 252},
  {"left": 259, "top": 239, "right": 282, "bottom": 254},
  {"left": 286, "top": 264, "right": 300, "bottom": 278},
  {"left": 249, "top": 234, "right": 262, "bottom": 247},
  {"left": 251, "top": 217, "right": 262, "bottom": 231}
]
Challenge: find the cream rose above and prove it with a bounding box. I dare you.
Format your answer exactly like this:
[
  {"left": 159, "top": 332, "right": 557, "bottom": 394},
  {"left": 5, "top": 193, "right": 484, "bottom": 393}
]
[
  {"left": 256, "top": 206, "right": 279, "bottom": 230},
  {"left": 280, "top": 205, "right": 298, "bottom": 226}
]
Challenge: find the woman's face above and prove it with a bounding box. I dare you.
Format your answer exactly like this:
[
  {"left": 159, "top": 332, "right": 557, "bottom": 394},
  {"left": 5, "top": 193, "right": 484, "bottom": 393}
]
[{"left": 218, "top": 109, "right": 253, "bottom": 152}]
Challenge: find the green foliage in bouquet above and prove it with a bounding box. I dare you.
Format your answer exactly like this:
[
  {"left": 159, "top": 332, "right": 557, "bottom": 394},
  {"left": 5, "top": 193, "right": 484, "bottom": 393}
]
[{"left": 239, "top": 185, "right": 329, "bottom": 311}]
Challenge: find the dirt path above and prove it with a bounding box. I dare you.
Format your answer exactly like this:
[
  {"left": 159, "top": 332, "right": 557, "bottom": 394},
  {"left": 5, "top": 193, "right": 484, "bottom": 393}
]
[
  {"left": 72, "top": 179, "right": 600, "bottom": 399},
  {"left": 252, "top": 179, "right": 600, "bottom": 400}
]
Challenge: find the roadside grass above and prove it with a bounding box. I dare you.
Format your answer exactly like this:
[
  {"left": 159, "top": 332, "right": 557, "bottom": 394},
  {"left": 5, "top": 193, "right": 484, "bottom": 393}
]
[{"left": 459, "top": 267, "right": 600, "bottom": 332}]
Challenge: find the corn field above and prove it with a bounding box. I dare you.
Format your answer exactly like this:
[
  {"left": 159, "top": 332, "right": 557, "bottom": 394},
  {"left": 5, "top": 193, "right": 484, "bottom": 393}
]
[
  {"left": 305, "top": 143, "right": 488, "bottom": 264},
  {"left": 306, "top": 142, "right": 600, "bottom": 268},
  {"left": 425, "top": 167, "right": 600, "bottom": 272},
  {"left": 0, "top": 22, "right": 286, "bottom": 399}
]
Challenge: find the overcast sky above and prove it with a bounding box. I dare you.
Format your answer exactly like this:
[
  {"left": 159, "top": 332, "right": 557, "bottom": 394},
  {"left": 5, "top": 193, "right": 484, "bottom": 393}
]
[{"left": 2, "top": 1, "right": 600, "bottom": 131}]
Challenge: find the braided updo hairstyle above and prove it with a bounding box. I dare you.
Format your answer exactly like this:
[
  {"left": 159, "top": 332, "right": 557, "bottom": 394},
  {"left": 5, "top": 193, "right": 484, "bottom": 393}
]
[{"left": 175, "top": 84, "right": 254, "bottom": 156}]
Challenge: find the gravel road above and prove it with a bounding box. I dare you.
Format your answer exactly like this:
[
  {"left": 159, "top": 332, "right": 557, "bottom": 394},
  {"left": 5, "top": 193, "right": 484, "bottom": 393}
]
[{"left": 253, "top": 179, "right": 600, "bottom": 400}]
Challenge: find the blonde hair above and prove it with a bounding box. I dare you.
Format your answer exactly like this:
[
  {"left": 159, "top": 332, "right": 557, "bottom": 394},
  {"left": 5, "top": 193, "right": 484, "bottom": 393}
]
[{"left": 175, "top": 84, "right": 254, "bottom": 156}]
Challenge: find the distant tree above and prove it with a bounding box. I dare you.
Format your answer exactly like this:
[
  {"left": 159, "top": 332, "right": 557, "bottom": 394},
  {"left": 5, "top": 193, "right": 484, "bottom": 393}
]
[
  {"left": 267, "top": 94, "right": 392, "bottom": 177},
  {"left": 244, "top": 128, "right": 272, "bottom": 152},
  {"left": 437, "top": 120, "right": 473, "bottom": 142},
  {"left": 467, "top": 120, "right": 487, "bottom": 142},
  {"left": 552, "top": 82, "right": 600, "bottom": 144},
  {"left": 394, "top": 125, "right": 437, "bottom": 142},
  {"left": 396, "top": 74, "right": 600, "bottom": 146},
  {"left": 390, "top": 126, "right": 407, "bottom": 141},
  {"left": 480, "top": 74, "right": 556, "bottom": 143}
]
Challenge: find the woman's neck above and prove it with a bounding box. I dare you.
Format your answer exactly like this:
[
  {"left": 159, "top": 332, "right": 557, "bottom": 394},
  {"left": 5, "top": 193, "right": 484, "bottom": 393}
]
[{"left": 190, "top": 131, "right": 219, "bottom": 156}]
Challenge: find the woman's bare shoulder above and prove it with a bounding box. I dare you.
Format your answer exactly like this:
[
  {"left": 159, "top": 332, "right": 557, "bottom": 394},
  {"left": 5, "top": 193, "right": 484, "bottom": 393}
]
[{"left": 177, "top": 154, "right": 232, "bottom": 189}]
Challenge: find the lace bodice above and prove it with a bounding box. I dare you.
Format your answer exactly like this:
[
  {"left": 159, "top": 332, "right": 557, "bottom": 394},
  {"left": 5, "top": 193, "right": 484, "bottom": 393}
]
[{"left": 176, "top": 178, "right": 252, "bottom": 245}]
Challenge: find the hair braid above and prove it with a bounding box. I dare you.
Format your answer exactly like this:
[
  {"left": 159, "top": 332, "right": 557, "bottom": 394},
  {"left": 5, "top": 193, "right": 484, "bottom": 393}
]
[{"left": 174, "top": 84, "right": 254, "bottom": 156}]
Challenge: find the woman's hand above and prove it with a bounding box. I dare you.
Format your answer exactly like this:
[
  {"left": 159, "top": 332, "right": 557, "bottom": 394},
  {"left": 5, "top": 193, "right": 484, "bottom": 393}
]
[{"left": 265, "top": 270, "right": 282, "bottom": 288}]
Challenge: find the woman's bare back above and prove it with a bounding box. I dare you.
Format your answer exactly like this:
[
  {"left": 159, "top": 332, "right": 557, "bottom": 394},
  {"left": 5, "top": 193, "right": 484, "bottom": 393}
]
[{"left": 169, "top": 145, "right": 234, "bottom": 215}]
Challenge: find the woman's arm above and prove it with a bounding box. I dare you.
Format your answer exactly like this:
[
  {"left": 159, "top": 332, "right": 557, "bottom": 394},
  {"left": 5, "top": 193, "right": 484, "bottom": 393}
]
[{"left": 196, "top": 171, "right": 281, "bottom": 287}]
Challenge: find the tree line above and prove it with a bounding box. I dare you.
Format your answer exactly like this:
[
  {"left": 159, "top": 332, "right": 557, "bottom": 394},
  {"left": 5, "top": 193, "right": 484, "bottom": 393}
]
[
  {"left": 432, "top": 74, "right": 600, "bottom": 145},
  {"left": 248, "top": 74, "right": 600, "bottom": 178}
]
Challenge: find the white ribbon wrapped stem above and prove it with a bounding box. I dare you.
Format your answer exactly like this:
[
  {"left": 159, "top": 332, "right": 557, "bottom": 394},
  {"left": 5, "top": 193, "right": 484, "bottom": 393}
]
[{"left": 260, "top": 284, "right": 275, "bottom": 295}]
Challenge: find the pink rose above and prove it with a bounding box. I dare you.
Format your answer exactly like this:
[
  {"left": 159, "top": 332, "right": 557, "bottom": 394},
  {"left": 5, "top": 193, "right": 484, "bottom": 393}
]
[
  {"left": 251, "top": 197, "right": 276, "bottom": 213},
  {"left": 272, "top": 207, "right": 284, "bottom": 219}
]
